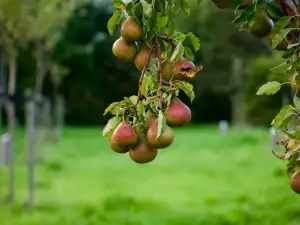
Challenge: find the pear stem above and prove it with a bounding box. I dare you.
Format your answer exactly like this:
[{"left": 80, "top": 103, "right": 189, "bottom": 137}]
[
  {"left": 155, "top": 35, "right": 164, "bottom": 110},
  {"left": 135, "top": 41, "right": 155, "bottom": 106}
]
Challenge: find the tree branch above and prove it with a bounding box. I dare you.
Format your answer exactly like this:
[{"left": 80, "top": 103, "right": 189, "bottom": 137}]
[
  {"left": 155, "top": 36, "right": 164, "bottom": 110},
  {"left": 135, "top": 41, "right": 155, "bottom": 106},
  {"left": 280, "top": 0, "right": 300, "bottom": 19}
]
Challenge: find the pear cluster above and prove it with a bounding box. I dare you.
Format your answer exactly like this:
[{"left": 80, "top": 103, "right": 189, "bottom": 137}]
[
  {"left": 112, "top": 16, "right": 156, "bottom": 71},
  {"left": 107, "top": 14, "right": 196, "bottom": 164},
  {"left": 108, "top": 97, "right": 192, "bottom": 164},
  {"left": 112, "top": 16, "right": 195, "bottom": 79}
]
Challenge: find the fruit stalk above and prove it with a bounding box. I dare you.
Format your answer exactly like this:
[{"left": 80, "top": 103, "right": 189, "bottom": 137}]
[
  {"left": 155, "top": 35, "right": 164, "bottom": 110},
  {"left": 135, "top": 42, "right": 155, "bottom": 106}
]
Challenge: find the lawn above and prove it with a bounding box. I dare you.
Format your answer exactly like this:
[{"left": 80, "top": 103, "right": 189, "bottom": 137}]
[{"left": 0, "top": 125, "right": 299, "bottom": 225}]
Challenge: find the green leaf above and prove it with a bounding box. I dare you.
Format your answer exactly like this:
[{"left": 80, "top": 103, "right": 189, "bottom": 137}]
[
  {"left": 102, "top": 117, "right": 121, "bottom": 137},
  {"left": 129, "top": 95, "right": 138, "bottom": 105},
  {"left": 188, "top": 32, "right": 200, "bottom": 51},
  {"left": 140, "top": 0, "right": 152, "bottom": 17},
  {"left": 183, "top": 7, "right": 190, "bottom": 16},
  {"left": 291, "top": 130, "right": 300, "bottom": 140},
  {"left": 133, "top": 2, "right": 144, "bottom": 20},
  {"left": 272, "top": 28, "right": 292, "bottom": 49},
  {"left": 271, "top": 105, "right": 294, "bottom": 129},
  {"left": 156, "top": 110, "right": 166, "bottom": 139},
  {"left": 123, "top": 97, "right": 135, "bottom": 108},
  {"left": 168, "top": 19, "right": 176, "bottom": 37},
  {"left": 141, "top": 71, "right": 153, "bottom": 96},
  {"left": 174, "top": 81, "right": 195, "bottom": 102},
  {"left": 274, "top": 16, "right": 290, "bottom": 30},
  {"left": 270, "top": 61, "right": 291, "bottom": 73},
  {"left": 284, "top": 68, "right": 296, "bottom": 77},
  {"left": 294, "top": 95, "right": 300, "bottom": 109},
  {"left": 156, "top": 15, "right": 169, "bottom": 28},
  {"left": 107, "top": 10, "right": 123, "bottom": 36},
  {"left": 113, "top": 0, "right": 126, "bottom": 8},
  {"left": 176, "top": 32, "right": 186, "bottom": 42},
  {"left": 264, "top": 3, "right": 285, "bottom": 20},
  {"left": 292, "top": 58, "right": 300, "bottom": 70},
  {"left": 282, "top": 130, "right": 297, "bottom": 139},
  {"left": 184, "top": 46, "right": 194, "bottom": 61},
  {"left": 103, "top": 102, "right": 121, "bottom": 115},
  {"left": 125, "top": 2, "right": 134, "bottom": 16},
  {"left": 256, "top": 81, "right": 282, "bottom": 95},
  {"left": 231, "top": 4, "right": 255, "bottom": 24},
  {"left": 137, "top": 101, "right": 145, "bottom": 122}
]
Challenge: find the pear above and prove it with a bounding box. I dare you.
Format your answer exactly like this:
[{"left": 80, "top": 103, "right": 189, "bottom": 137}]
[
  {"left": 165, "top": 97, "right": 191, "bottom": 127},
  {"left": 109, "top": 138, "right": 129, "bottom": 153},
  {"left": 121, "top": 16, "right": 144, "bottom": 41},
  {"left": 112, "top": 37, "right": 137, "bottom": 61},
  {"left": 110, "top": 121, "right": 138, "bottom": 149},
  {"left": 162, "top": 60, "right": 173, "bottom": 81},
  {"left": 248, "top": 14, "right": 274, "bottom": 38},
  {"left": 147, "top": 119, "right": 174, "bottom": 149},
  {"left": 134, "top": 44, "right": 156, "bottom": 71},
  {"left": 290, "top": 170, "right": 300, "bottom": 194},
  {"left": 162, "top": 57, "right": 195, "bottom": 81},
  {"left": 129, "top": 135, "right": 158, "bottom": 164}
]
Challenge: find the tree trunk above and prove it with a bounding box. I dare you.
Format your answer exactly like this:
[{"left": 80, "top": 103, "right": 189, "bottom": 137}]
[
  {"left": 25, "top": 89, "right": 36, "bottom": 206},
  {"left": 35, "top": 39, "right": 46, "bottom": 97},
  {"left": 54, "top": 94, "right": 65, "bottom": 143},
  {"left": 0, "top": 47, "right": 6, "bottom": 131},
  {"left": 230, "top": 57, "right": 246, "bottom": 128},
  {"left": 0, "top": 46, "right": 5, "bottom": 201},
  {"left": 5, "top": 54, "right": 16, "bottom": 204},
  {"left": 34, "top": 39, "right": 47, "bottom": 164}
]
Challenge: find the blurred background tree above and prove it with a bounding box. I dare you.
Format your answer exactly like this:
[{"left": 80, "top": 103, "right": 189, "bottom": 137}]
[{"left": 1, "top": 0, "right": 288, "bottom": 126}]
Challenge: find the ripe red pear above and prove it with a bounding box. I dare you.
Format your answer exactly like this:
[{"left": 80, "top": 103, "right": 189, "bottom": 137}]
[
  {"left": 129, "top": 136, "right": 158, "bottom": 164},
  {"left": 110, "top": 121, "right": 138, "bottom": 149},
  {"left": 109, "top": 138, "right": 129, "bottom": 153},
  {"left": 147, "top": 119, "right": 174, "bottom": 149},
  {"left": 165, "top": 97, "right": 191, "bottom": 127},
  {"left": 112, "top": 37, "right": 137, "bottom": 61},
  {"left": 290, "top": 170, "right": 300, "bottom": 194},
  {"left": 121, "top": 16, "right": 144, "bottom": 41}
]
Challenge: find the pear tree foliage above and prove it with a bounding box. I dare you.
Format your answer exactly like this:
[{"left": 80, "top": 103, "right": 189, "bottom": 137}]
[{"left": 103, "top": 0, "right": 300, "bottom": 186}]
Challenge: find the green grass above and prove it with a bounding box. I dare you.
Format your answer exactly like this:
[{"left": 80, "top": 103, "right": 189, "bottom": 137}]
[{"left": 0, "top": 125, "right": 299, "bottom": 225}]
